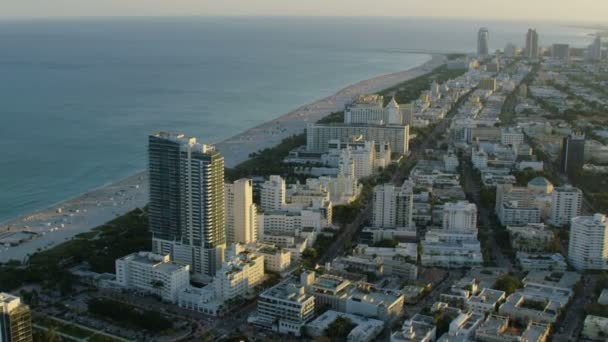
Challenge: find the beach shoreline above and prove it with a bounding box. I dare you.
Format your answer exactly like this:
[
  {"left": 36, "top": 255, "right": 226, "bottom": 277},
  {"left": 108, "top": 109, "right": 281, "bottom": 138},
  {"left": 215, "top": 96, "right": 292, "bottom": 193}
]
[{"left": 0, "top": 53, "right": 446, "bottom": 263}]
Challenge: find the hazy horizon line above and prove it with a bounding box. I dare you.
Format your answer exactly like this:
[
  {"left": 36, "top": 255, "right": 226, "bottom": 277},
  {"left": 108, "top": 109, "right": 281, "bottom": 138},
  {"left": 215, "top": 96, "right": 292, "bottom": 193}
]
[{"left": 0, "top": 14, "right": 604, "bottom": 26}]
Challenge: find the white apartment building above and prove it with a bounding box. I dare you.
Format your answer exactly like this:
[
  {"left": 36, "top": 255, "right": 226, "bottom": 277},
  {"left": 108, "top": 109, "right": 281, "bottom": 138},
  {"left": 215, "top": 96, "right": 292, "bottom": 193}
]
[
  {"left": 391, "top": 314, "right": 436, "bottom": 342},
  {"left": 260, "top": 175, "right": 286, "bottom": 211},
  {"left": 225, "top": 178, "right": 258, "bottom": 244},
  {"left": 442, "top": 201, "right": 477, "bottom": 231},
  {"left": 258, "top": 245, "right": 292, "bottom": 273},
  {"left": 549, "top": 185, "right": 582, "bottom": 227},
  {"left": 582, "top": 315, "right": 608, "bottom": 341},
  {"left": 420, "top": 230, "right": 483, "bottom": 267},
  {"left": 500, "top": 127, "right": 525, "bottom": 146},
  {"left": 569, "top": 214, "right": 608, "bottom": 271},
  {"left": 249, "top": 280, "right": 316, "bottom": 336},
  {"left": 115, "top": 252, "right": 190, "bottom": 303},
  {"left": 443, "top": 150, "right": 460, "bottom": 172},
  {"left": 471, "top": 148, "right": 488, "bottom": 170},
  {"left": 507, "top": 223, "right": 554, "bottom": 252},
  {"left": 212, "top": 251, "right": 265, "bottom": 301},
  {"left": 466, "top": 288, "right": 506, "bottom": 314},
  {"left": 445, "top": 311, "right": 485, "bottom": 340},
  {"left": 372, "top": 180, "right": 414, "bottom": 229},
  {"left": 259, "top": 208, "right": 325, "bottom": 236},
  {"left": 495, "top": 185, "right": 541, "bottom": 226}
]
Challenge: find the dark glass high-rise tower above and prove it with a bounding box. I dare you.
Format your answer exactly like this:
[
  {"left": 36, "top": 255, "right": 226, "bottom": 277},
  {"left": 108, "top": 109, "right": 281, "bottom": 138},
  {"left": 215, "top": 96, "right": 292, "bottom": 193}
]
[
  {"left": 148, "top": 132, "right": 225, "bottom": 279},
  {"left": 560, "top": 133, "right": 585, "bottom": 177}
]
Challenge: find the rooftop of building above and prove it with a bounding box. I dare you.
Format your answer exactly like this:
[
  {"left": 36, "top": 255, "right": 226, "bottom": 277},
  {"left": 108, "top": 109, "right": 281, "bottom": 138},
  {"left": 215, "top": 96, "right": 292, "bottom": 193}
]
[
  {"left": 527, "top": 176, "right": 552, "bottom": 187},
  {"left": 0, "top": 292, "right": 20, "bottom": 305},
  {"left": 262, "top": 280, "right": 312, "bottom": 303},
  {"left": 468, "top": 288, "right": 506, "bottom": 305},
  {"left": 349, "top": 285, "right": 403, "bottom": 307},
  {"left": 523, "top": 271, "right": 581, "bottom": 290},
  {"left": 312, "top": 274, "right": 351, "bottom": 292},
  {"left": 307, "top": 310, "right": 384, "bottom": 331},
  {"left": 119, "top": 251, "right": 188, "bottom": 273}
]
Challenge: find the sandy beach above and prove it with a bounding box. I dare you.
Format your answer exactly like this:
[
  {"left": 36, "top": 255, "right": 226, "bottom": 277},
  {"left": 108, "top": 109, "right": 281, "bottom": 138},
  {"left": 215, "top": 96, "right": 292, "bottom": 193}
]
[{"left": 0, "top": 54, "right": 445, "bottom": 263}]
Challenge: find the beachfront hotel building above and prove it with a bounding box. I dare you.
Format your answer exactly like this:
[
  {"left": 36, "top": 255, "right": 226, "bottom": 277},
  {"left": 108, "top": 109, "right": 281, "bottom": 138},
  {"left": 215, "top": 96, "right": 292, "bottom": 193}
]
[
  {"left": 0, "top": 293, "right": 33, "bottom": 342},
  {"left": 549, "top": 185, "right": 582, "bottom": 227},
  {"left": 115, "top": 252, "right": 190, "bottom": 303},
  {"left": 568, "top": 214, "right": 608, "bottom": 271},
  {"left": 260, "top": 175, "right": 286, "bottom": 212},
  {"left": 372, "top": 180, "right": 414, "bottom": 229},
  {"left": 344, "top": 95, "right": 406, "bottom": 126},
  {"left": 306, "top": 123, "right": 409, "bottom": 155},
  {"left": 148, "top": 132, "right": 226, "bottom": 280},
  {"left": 225, "top": 178, "right": 258, "bottom": 244}
]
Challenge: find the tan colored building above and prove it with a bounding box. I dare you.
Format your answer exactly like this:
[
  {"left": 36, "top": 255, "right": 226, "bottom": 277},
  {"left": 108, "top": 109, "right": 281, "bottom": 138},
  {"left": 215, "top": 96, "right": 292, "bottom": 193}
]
[{"left": 0, "top": 293, "right": 33, "bottom": 342}]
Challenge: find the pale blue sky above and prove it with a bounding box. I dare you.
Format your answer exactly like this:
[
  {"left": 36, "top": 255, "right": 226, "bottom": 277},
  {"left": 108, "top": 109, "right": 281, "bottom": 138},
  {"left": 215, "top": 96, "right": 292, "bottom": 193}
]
[{"left": 1, "top": 0, "right": 606, "bottom": 22}]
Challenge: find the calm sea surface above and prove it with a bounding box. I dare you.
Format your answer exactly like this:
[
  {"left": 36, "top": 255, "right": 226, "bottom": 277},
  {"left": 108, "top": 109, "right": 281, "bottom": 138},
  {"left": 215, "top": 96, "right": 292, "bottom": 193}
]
[{"left": 0, "top": 17, "right": 593, "bottom": 222}]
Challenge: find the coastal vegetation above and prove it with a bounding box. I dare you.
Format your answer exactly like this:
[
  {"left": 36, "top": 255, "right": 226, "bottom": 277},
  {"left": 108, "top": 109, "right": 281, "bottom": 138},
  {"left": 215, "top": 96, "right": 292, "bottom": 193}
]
[
  {"left": 87, "top": 298, "right": 173, "bottom": 333},
  {"left": 493, "top": 274, "right": 523, "bottom": 295},
  {"left": 380, "top": 65, "right": 467, "bottom": 105},
  {"left": 224, "top": 133, "right": 306, "bottom": 182},
  {"left": 324, "top": 316, "right": 355, "bottom": 342},
  {"left": 0, "top": 208, "right": 149, "bottom": 292}
]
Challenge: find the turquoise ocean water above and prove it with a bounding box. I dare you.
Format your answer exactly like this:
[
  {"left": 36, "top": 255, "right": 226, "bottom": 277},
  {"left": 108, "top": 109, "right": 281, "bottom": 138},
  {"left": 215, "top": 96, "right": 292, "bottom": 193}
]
[{"left": 0, "top": 17, "right": 593, "bottom": 222}]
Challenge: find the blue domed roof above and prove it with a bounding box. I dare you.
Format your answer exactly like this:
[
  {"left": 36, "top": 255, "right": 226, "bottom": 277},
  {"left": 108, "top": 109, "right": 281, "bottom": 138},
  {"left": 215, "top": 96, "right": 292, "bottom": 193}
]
[{"left": 528, "top": 177, "right": 552, "bottom": 187}]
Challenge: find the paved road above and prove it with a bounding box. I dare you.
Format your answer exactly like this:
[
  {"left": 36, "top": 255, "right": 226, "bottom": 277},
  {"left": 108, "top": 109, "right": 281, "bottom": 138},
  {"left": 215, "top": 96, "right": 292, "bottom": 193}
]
[
  {"left": 552, "top": 275, "right": 597, "bottom": 342},
  {"left": 459, "top": 159, "right": 513, "bottom": 271},
  {"left": 319, "top": 93, "right": 461, "bottom": 265}
]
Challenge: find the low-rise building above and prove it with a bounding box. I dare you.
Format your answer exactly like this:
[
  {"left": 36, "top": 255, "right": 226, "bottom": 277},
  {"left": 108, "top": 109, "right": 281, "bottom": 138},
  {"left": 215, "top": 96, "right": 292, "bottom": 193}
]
[
  {"left": 421, "top": 230, "right": 483, "bottom": 268},
  {"left": 516, "top": 252, "right": 567, "bottom": 272},
  {"left": 258, "top": 245, "right": 291, "bottom": 273},
  {"left": 444, "top": 311, "right": 485, "bottom": 340},
  {"left": 305, "top": 310, "right": 384, "bottom": 342},
  {"left": 332, "top": 255, "right": 384, "bottom": 277},
  {"left": 507, "top": 224, "right": 554, "bottom": 252},
  {"left": 498, "top": 292, "right": 561, "bottom": 324},
  {"left": 496, "top": 185, "right": 541, "bottom": 226},
  {"left": 115, "top": 252, "right": 190, "bottom": 303},
  {"left": 582, "top": 315, "right": 608, "bottom": 341},
  {"left": 249, "top": 280, "right": 316, "bottom": 336},
  {"left": 466, "top": 288, "right": 506, "bottom": 314},
  {"left": 346, "top": 284, "right": 405, "bottom": 322},
  {"left": 391, "top": 314, "right": 436, "bottom": 342},
  {"left": 475, "top": 315, "right": 550, "bottom": 342}
]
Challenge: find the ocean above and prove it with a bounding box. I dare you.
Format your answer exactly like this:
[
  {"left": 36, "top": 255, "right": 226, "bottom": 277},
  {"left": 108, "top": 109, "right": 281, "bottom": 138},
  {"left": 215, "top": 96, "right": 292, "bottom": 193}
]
[{"left": 0, "top": 17, "right": 594, "bottom": 223}]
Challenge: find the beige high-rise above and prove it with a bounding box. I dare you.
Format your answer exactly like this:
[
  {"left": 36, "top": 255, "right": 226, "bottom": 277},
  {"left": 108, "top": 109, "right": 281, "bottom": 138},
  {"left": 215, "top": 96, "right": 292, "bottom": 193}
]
[{"left": 225, "top": 178, "right": 258, "bottom": 244}]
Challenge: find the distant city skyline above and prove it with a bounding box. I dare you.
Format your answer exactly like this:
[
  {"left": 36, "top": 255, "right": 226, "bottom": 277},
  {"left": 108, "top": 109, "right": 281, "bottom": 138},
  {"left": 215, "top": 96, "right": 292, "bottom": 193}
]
[{"left": 1, "top": 0, "right": 607, "bottom": 22}]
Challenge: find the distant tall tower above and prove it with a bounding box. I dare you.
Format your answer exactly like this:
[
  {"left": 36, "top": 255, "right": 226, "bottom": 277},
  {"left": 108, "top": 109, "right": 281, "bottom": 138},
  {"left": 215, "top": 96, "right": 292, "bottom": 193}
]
[
  {"left": 590, "top": 35, "right": 603, "bottom": 61},
  {"left": 149, "top": 132, "right": 226, "bottom": 280},
  {"left": 504, "top": 43, "right": 517, "bottom": 57},
  {"left": 225, "top": 178, "right": 258, "bottom": 245},
  {"left": 0, "top": 293, "right": 33, "bottom": 342},
  {"left": 525, "top": 29, "right": 539, "bottom": 60},
  {"left": 477, "top": 28, "right": 490, "bottom": 57},
  {"left": 559, "top": 133, "right": 586, "bottom": 177}
]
